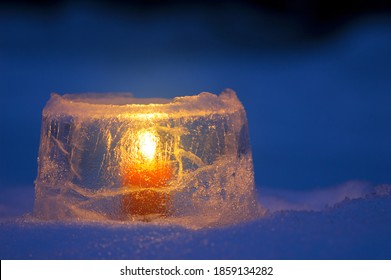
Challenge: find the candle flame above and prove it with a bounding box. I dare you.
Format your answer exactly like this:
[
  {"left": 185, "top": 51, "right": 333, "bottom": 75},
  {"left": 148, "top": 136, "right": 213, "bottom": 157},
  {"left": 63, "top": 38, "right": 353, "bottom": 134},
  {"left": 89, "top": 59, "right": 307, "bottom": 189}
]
[{"left": 137, "top": 130, "right": 157, "bottom": 161}]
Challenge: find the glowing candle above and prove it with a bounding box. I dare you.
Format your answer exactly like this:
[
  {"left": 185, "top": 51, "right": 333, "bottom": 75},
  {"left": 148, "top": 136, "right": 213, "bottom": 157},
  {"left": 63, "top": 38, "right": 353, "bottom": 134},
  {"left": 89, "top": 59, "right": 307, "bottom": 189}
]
[
  {"left": 120, "top": 129, "right": 173, "bottom": 217},
  {"left": 35, "top": 90, "right": 259, "bottom": 226}
]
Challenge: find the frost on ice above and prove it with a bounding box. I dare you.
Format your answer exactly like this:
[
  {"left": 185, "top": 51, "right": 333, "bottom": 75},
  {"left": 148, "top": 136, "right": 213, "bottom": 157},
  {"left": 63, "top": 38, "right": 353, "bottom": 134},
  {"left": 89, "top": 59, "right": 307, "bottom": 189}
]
[{"left": 34, "top": 89, "right": 263, "bottom": 228}]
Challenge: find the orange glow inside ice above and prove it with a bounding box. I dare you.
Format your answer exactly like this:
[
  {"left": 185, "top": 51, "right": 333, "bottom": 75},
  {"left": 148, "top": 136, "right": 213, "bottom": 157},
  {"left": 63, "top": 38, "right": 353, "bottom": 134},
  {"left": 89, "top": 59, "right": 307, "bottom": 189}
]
[{"left": 121, "top": 129, "right": 172, "bottom": 216}]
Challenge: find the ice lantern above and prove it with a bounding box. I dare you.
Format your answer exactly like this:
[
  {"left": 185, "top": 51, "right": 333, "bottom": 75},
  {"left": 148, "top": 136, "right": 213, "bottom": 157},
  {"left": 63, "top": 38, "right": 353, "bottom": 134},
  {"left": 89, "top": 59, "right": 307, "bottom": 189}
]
[{"left": 34, "top": 89, "right": 258, "bottom": 224}]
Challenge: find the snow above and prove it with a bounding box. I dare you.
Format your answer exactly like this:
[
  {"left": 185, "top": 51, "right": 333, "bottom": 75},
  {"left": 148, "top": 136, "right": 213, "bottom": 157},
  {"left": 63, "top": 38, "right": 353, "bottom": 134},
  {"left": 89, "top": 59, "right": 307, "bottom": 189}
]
[
  {"left": 1, "top": 183, "right": 391, "bottom": 259},
  {"left": 1, "top": 5, "right": 391, "bottom": 259}
]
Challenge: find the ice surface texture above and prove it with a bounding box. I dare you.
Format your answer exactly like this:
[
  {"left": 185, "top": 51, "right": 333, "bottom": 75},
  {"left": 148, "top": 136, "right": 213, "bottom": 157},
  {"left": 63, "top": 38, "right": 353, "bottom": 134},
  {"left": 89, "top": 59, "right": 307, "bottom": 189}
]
[{"left": 34, "top": 89, "right": 262, "bottom": 227}]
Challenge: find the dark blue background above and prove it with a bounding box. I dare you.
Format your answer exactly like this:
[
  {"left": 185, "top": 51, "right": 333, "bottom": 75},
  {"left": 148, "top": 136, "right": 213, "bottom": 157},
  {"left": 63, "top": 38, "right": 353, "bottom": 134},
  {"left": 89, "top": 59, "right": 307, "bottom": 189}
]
[{"left": 1, "top": 0, "right": 391, "bottom": 191}]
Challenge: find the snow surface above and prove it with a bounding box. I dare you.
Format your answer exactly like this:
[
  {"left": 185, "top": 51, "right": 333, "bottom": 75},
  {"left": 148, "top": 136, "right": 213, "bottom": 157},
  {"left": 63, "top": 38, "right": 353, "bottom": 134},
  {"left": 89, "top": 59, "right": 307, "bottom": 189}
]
[{"left": 1, "top": 183, "right": 391, "bottom": 259}]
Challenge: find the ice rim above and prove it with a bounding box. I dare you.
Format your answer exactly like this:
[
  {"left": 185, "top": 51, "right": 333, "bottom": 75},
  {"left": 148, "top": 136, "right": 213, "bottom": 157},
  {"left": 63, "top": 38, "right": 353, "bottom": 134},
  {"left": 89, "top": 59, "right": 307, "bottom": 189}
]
[
  {"left": 44, "top": 90, "right": 246, "bottom": 118},
  {"left": 34, "top": 89, "right": 265, "bottom": 229}
]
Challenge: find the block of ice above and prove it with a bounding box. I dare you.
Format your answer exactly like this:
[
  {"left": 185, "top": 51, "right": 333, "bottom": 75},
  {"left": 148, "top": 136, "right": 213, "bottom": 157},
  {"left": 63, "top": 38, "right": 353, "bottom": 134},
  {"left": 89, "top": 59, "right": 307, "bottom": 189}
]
[{"left": 34, "top": 89, "right": 262, "bottom": 227}]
